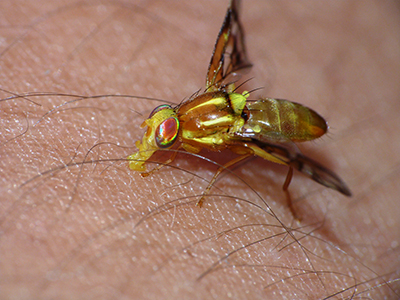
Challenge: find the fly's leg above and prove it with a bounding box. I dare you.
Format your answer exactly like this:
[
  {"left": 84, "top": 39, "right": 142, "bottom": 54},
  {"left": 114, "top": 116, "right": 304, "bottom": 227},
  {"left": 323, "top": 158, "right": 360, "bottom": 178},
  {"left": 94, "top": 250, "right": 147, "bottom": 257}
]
[
  {"left": 196, "top": 154, "right": 252, "bottom": 207},
  {"left": 237, "top": 142, "right": 301, "bottom": 219},
  {"left": 141, "top": 151, "right": 178, "bottom": 178},
  {"left": 282, "top": 166, "right": 300, "bottom": 221}
]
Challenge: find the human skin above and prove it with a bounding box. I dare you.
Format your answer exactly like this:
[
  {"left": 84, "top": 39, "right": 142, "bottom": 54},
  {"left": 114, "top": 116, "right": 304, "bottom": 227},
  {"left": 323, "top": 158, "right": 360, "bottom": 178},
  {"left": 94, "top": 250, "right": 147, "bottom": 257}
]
[{"left": 1, "top": 0, "right": 399, "bottom": 299}]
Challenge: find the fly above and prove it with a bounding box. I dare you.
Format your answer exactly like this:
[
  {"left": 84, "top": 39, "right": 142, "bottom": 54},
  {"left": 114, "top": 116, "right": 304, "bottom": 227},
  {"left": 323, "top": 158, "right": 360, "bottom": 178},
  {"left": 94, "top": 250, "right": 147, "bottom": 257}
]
[{"left": 128, "top": 0, "right": 351, "bottom": 217}]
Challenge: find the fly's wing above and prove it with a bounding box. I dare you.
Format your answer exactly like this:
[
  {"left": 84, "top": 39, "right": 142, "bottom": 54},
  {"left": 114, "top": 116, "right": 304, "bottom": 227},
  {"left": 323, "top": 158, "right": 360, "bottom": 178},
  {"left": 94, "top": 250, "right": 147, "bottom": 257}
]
[
  {"left": 205, "top": 0, "right": 252, "bottom": 92},
  {"left": 238, "top": 131, "right": 352, "bottom": 196}
]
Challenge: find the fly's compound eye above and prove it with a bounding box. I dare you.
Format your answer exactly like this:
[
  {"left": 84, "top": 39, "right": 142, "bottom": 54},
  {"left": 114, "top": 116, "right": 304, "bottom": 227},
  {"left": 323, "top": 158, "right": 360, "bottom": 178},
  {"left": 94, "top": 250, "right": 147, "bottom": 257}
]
[
  {"left": 149, "top": 104, "right": 172, "bottom": 118},
  {"left": 155, "top": 117, "right": 179, "bottom": 148}
]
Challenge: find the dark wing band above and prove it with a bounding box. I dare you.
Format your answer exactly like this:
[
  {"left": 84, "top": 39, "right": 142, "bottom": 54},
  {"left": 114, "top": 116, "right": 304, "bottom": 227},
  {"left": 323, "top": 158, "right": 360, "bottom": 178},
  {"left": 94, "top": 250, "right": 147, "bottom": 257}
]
[{"left": 206, "top": 0, "right": 252, "bottom": 92}]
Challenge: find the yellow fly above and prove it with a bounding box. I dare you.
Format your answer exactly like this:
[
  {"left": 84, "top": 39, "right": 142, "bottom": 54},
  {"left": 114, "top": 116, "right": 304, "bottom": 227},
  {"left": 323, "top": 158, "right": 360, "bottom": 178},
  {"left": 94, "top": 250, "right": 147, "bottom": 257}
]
[{"left": 128, "top": 0, "right": 351, "bottom": 214}]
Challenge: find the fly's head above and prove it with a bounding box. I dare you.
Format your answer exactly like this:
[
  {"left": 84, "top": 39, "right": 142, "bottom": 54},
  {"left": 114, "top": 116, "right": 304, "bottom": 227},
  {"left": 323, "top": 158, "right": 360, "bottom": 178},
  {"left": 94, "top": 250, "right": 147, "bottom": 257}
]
[{"left": 128, "top": 105, "right": 179, "bottom": 172}]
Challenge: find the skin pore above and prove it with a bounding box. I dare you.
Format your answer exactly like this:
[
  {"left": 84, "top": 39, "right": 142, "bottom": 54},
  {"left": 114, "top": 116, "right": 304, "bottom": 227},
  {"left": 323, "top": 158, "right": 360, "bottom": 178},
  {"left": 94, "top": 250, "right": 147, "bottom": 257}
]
[{"left": 1, "top": 0, "right": 399, "bottom": 299}]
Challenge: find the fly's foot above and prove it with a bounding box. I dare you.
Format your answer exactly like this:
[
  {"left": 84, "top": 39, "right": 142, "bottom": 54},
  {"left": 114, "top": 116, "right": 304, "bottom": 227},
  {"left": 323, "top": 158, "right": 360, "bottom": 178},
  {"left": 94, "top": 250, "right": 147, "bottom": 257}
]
[{"left": 196, "top": 196, "right": 205, "bottom": 208}]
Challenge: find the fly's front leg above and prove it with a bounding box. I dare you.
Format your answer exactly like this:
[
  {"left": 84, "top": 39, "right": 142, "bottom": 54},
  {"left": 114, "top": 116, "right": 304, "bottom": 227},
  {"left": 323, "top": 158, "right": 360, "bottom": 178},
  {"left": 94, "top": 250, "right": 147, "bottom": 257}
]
[{"left": 140, "top": 150, "right": 178, "bottom": 178}]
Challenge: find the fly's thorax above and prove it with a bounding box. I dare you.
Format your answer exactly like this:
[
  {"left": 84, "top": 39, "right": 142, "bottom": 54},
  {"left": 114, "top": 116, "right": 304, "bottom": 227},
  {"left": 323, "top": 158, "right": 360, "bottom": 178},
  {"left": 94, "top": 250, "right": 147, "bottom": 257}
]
[
  {"left": 177, "top": 91, "right": 247, "bottom": 149},
  {"left": 245, "top": 98, "right": 328, "bottom": 142}
]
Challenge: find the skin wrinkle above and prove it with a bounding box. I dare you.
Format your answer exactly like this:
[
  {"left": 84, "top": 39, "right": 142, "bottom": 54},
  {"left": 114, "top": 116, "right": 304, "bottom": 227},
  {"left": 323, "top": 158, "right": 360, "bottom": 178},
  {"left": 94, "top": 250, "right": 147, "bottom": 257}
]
[{"left": 0, "top": 0, "right": 399, "bottom": 299}]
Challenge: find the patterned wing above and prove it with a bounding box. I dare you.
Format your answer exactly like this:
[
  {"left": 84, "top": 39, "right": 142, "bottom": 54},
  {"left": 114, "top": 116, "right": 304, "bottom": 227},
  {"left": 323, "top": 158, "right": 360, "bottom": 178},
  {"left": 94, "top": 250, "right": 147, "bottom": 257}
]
[
  {"left": 237, "top": 130, "right": 352, "bottom": 196},
  {"left": 205, "top": 0, "right": 252, "bottom": 92}
]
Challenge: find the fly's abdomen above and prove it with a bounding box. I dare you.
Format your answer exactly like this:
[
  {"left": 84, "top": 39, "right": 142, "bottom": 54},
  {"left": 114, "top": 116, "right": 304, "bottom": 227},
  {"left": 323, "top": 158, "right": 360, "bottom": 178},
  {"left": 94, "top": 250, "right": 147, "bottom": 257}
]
[{"left": 245, "top": 98, "right": 327, "bottom": 142}]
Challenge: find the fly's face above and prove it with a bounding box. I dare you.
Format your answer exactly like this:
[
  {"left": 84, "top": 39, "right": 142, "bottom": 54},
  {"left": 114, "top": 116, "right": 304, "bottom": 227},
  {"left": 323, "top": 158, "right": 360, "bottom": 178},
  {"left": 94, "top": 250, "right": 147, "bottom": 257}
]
[{"left": 128, "top": 104, "right": 179, "bottom": 172}]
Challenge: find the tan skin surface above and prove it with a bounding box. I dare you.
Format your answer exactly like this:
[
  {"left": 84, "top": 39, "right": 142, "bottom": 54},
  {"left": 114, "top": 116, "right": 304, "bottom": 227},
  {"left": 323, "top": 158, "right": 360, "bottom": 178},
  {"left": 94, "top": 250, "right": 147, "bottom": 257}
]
[{"left": 1, "top": 0, "right": 399, "bottom": 299}]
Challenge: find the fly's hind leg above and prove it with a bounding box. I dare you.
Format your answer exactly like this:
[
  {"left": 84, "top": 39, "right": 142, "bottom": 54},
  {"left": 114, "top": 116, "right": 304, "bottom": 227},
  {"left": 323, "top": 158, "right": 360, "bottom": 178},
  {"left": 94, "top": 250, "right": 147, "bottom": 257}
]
[{"left": 282, "top": 166, "right": 300, "bottom": 221}]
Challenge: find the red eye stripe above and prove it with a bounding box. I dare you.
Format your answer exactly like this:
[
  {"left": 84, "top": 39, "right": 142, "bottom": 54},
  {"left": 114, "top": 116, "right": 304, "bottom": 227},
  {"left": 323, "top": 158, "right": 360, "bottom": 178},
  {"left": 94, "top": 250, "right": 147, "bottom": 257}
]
[{"left": 155, "top": 117, "right": 179, "bottom": 148}]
